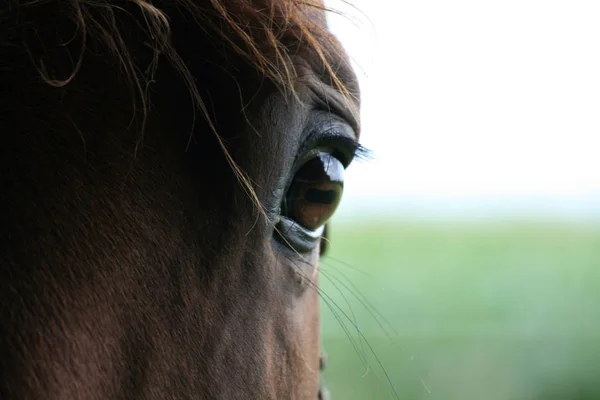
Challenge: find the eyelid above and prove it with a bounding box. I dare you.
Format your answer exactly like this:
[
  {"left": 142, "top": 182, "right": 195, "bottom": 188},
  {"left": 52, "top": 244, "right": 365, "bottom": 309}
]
[{"left": 309, "top": 86, "right": 360, "bottom": 135}]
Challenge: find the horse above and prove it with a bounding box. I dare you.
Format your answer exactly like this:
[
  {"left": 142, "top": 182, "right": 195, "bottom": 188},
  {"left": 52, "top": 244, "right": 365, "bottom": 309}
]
[{"left": 0, "top": 0, "right": 360, "bottom": 398}]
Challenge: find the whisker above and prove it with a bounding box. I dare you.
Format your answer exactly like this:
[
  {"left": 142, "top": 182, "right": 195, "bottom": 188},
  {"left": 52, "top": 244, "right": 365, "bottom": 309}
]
[
  {"left": 319, "top": 266, "right": 398, "bottom": 340},
  {"left": 282, "top": 254, "right": 370, "bottom": 369},
  {"left": 314, "top": 274, "right": 400, "bottom": 399},
  {"left": 285, "top": 255, "right": 400, "bottom": 399},
  {"left": 318, "top": 266, "right": 370, "bottom": 376},
  {"left": 322, "top": 255, "right": 375, "bottom": 279},
  {"left": 321, "top": 261, "right": 398, "bottom": 336}
]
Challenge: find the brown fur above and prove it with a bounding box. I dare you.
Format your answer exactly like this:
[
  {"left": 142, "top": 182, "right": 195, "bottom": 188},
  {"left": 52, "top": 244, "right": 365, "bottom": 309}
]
[{"left": 0, "top": 1, "right": 360, "bottom": 398}]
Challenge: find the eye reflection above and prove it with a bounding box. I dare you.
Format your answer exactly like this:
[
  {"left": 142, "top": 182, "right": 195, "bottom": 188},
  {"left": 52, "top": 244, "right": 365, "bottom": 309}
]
[{"left": 284, "top": 152, "right": 344, "bottom": 231}]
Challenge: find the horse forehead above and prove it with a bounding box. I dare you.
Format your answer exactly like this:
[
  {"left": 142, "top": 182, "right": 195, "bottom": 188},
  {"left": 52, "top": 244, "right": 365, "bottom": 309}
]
[
  {"left": 294, "top": 43, "right": 361, "bottom": 134},
  {"left": 222, "top": 0, "right": 360, "bottom": 129},
  {"left": 297, "top": 65, "right": 361, "bottom": 138}
]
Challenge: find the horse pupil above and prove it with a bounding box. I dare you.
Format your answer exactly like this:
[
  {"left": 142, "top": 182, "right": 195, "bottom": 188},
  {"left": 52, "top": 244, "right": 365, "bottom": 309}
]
[
  {"left": 306, "top": 189, "right": 337, "bottom": 205},
  {"left": 284, "top": 151, "right": 345, "bottom": 231}
]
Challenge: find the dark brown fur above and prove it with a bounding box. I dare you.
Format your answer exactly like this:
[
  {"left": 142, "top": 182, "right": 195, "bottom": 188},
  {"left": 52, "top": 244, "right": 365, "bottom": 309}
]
[{"left": 0, "top": 1, "right": 360, "bottom": 398}]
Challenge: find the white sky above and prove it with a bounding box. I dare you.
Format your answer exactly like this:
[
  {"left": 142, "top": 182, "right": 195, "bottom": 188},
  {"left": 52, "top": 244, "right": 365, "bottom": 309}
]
[{"left": 325, "top": 0, "right": 600, "bottom": 217}]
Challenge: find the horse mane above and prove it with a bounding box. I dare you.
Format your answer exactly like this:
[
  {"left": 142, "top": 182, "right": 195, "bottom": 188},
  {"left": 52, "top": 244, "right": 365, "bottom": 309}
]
[
  {"left": 1, "top": 0, "right": 357, "bottom": 219},
  {"left": 3, "top": 0, "right": 355, "bottom": 106}
]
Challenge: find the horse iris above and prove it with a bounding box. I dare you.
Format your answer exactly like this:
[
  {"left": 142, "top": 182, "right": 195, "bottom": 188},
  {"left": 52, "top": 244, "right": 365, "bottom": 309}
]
[{"left": 285, "top": 152, "right": 344, "bottom": 231}]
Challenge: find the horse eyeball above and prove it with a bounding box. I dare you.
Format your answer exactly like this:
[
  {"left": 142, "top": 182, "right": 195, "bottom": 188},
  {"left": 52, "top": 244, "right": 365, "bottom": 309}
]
[{"left": 285, "top": 153, "right": 344, "bottom": 231}]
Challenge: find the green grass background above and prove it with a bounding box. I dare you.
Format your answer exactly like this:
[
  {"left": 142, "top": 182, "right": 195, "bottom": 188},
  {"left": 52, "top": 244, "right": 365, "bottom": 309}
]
[{"left": 320, "top": 218, "right": 600, "bottom": 399}]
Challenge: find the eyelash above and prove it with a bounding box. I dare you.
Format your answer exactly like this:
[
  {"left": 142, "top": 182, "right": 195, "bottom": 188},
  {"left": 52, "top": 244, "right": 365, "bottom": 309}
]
[
  {"left": 345, "top": 139, "right": 371, "bottom": 162},
  {"left": 312, "top": 133, "right": 371, "bottom": 166}
]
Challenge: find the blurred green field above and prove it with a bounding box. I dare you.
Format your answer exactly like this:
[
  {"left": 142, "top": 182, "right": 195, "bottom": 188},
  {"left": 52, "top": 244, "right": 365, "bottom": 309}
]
[{"left": 320, "top": 219, "right": 600, "bottom": 399}]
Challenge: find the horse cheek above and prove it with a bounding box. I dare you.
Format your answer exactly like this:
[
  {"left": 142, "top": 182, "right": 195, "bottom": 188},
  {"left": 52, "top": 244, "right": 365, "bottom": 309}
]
[{"left": 291, "top": 249, "right": 321, "bottom": 399}]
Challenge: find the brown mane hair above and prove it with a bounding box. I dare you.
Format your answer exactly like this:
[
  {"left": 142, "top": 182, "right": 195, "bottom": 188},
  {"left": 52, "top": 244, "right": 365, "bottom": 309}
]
[{"left": 2, "top": 0, "right": 357, "bottom": 214}]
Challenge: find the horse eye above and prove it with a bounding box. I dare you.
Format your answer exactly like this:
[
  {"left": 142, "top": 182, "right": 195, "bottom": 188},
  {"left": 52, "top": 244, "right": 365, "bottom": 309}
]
[{"left": 284, "top": 152, "right": 344, "bottom": 231}]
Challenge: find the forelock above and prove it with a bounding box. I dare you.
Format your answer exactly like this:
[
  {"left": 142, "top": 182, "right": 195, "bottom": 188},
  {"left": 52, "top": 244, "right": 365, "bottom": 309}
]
[{"left": 3, "top": 0, "right": 353, "bottom": 99}]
